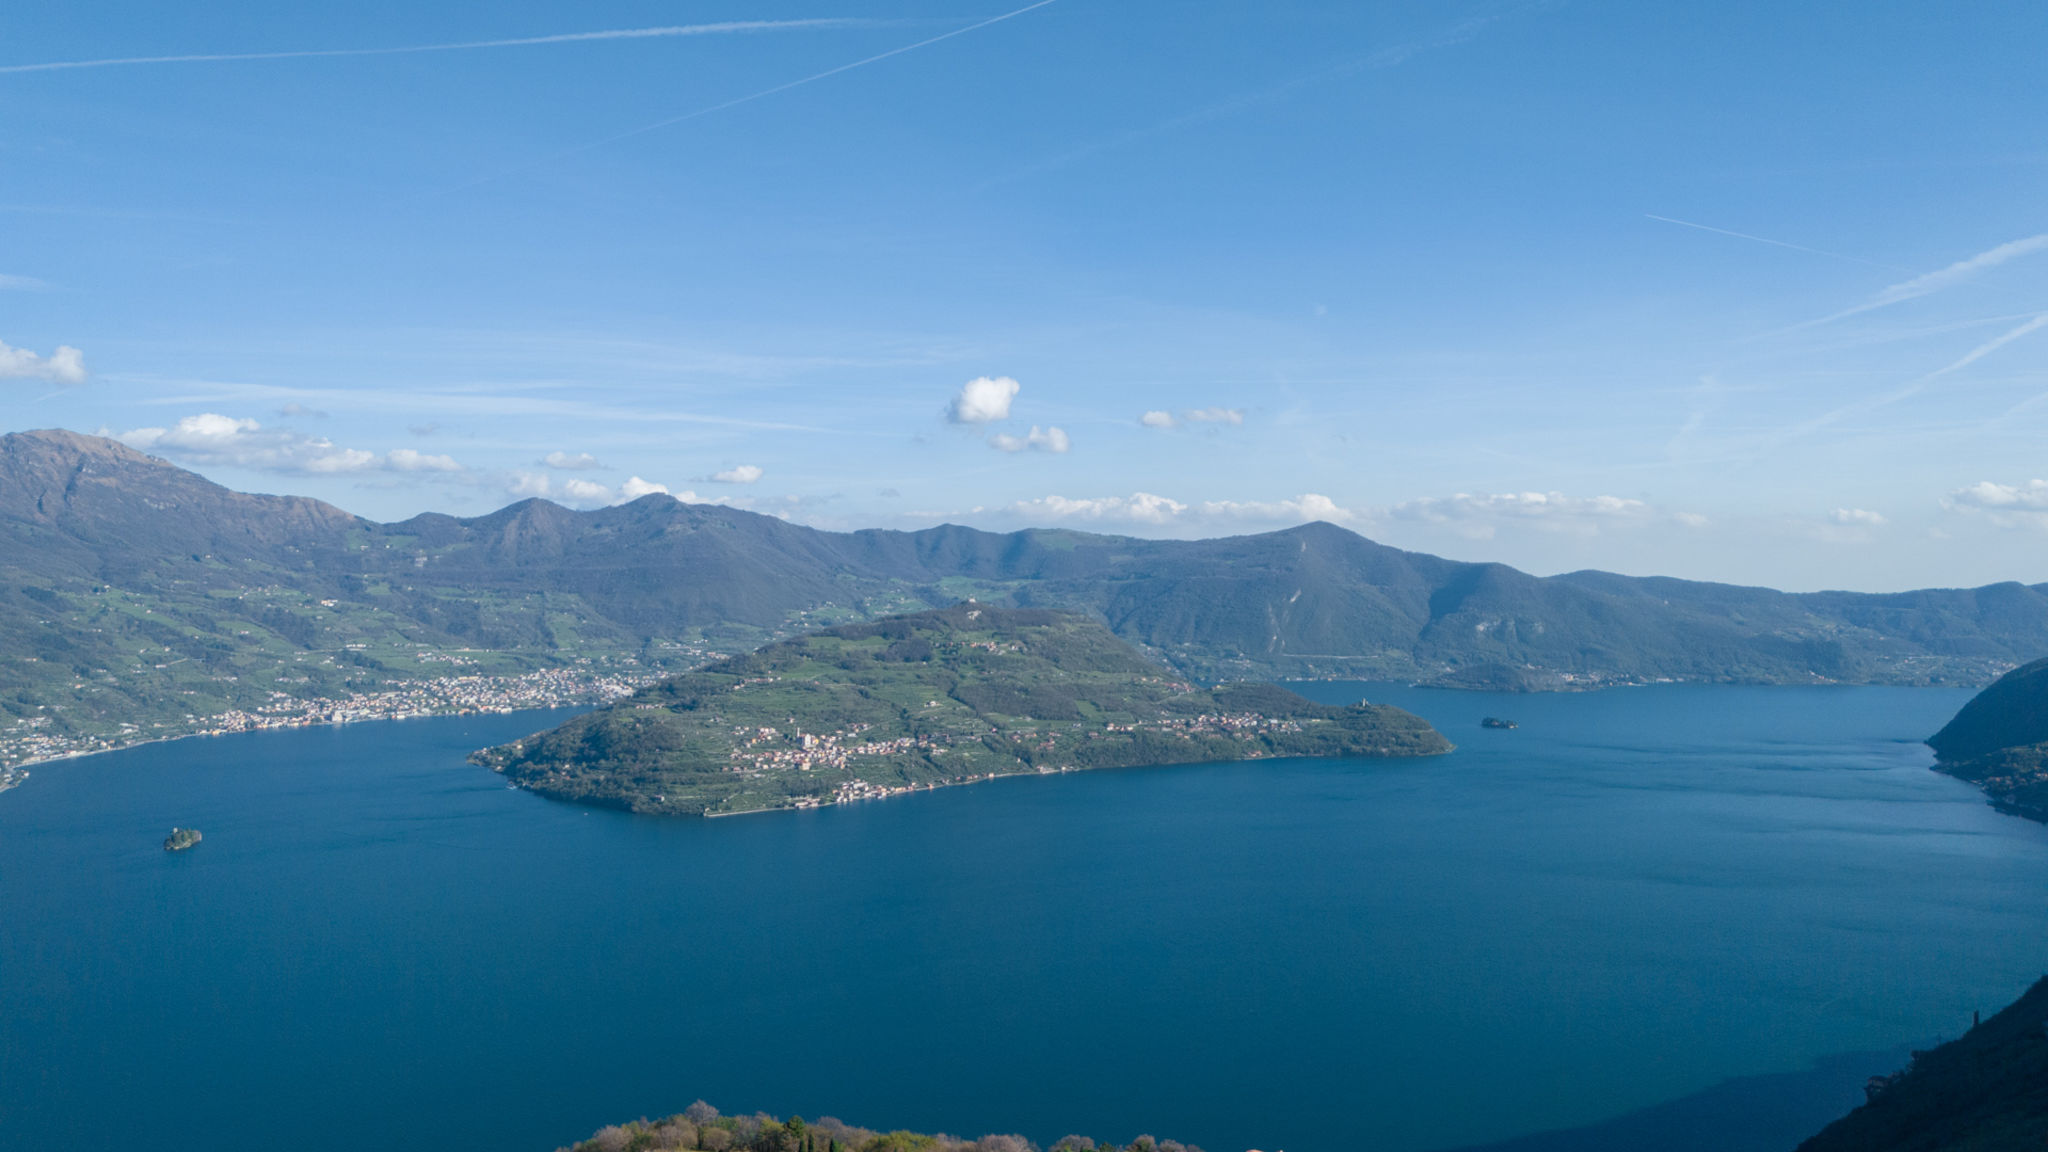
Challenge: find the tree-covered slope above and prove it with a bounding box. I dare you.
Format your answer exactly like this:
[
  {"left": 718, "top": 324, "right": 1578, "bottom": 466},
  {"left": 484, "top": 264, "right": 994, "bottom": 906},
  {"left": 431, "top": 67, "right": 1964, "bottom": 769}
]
[
  {"left": 474, "top": 605, "right": 1451, "bottom": 816},
  {"left": 1925, "top": 658, "right": 2048, "bottom": 822},
  {"left": 1796, "top": 976, "right": 2048, "bottom": 1152},
  {"left": 10, "top": 428, "right": 2048, "bottom": 768}
]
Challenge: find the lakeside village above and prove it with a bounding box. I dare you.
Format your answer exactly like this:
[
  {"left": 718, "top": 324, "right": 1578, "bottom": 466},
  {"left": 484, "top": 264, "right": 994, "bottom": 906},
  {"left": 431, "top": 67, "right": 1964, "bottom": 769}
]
[
  {"left": 0, "top": 666, "right": 665, "bottom": 782},
  {"left": 716, "top": 708, "right": 1318, "bottom": 809}
]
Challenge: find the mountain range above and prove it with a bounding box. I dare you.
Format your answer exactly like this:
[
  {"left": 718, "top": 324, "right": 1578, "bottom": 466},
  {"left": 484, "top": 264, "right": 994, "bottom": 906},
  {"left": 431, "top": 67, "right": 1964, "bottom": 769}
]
[{"left": 6, "top": 427, "right": 2048, "bottom": 757}]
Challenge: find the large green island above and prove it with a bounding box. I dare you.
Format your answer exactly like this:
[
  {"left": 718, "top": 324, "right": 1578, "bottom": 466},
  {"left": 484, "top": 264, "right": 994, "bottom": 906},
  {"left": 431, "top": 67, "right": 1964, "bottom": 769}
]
[{"left": 475, "top": 605, "right": 1450, "bottom": 816}]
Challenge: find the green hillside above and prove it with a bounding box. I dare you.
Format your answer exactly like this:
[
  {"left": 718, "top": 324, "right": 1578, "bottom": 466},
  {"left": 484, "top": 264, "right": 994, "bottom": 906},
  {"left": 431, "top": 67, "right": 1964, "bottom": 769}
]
[
  {"left": 10, "top": 427, "right": 2048, "bottom": 772},
  {"left": 475, "top": 605, "right": 1450, "bottom": 816},
  {"left": 1927, "top": 658, "right": 2048, "bottom": 822}
]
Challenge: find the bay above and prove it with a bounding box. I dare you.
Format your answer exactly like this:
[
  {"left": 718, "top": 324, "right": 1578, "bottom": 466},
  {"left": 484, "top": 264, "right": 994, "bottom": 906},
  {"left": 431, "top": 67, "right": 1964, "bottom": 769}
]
[{"left": 2, "top": 683, "right": 2045, "bottom": 1152}]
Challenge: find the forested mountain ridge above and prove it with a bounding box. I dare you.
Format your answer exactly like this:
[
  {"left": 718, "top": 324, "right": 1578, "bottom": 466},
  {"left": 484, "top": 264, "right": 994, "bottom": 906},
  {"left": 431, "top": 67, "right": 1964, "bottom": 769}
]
[
  {"left": 475, "top": 605, "right": 1449, "bottom": 816},
  {"left": 5, "top": 428, "right": 2048, "bottom": 766}
]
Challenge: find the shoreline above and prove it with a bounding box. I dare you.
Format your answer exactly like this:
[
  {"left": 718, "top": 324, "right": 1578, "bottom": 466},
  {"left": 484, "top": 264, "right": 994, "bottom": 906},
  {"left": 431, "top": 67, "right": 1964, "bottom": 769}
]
[{"left": 0, "top": 701, "right": 600, "bottom": 791}]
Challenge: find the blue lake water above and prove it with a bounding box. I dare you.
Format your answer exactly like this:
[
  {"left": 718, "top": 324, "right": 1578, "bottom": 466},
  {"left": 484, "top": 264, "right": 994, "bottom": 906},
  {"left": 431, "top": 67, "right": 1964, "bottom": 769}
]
[{"left": 3, "top": 683, "right": 2046, "bottom": 1152}]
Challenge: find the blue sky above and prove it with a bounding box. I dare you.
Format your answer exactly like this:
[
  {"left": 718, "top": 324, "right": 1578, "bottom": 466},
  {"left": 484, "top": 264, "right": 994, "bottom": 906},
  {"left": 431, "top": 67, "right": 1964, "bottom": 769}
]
[{"left": 3, "top": 0, "right": 2046, "bottom": 591}]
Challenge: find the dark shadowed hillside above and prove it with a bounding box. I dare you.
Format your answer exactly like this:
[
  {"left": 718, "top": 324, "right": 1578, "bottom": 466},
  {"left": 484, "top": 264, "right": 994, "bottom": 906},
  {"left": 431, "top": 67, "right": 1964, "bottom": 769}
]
[
  {"left": 1796, "top": 977, "right": 2048, "bottom": 1151},
  {"left": 1926, "top": 658, "right": 2048, "bottom": 822}
]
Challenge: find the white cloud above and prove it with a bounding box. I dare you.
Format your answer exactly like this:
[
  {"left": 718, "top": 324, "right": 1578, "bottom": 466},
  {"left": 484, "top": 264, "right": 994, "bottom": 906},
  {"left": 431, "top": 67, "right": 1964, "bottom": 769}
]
[
  {"left": 1200, "top": 493, "right": 1361, "bottom": 524},
  {"left": 989, "top": 425, "right": 1070, "bottom": 453},
  {"left": 0, "top": 274, "right": 50, "bottom": 291},
  {"left": 561, "top": 477, "right": 616, "bottom": 504},
  {"left": 119, "top": 413, "right": 463, "bottom": 475},
  {"left": 1011, "top": 493, "right": 1190, "bottom": 524},
  {"left": 619, "top": 476, "right": 673, "bottom": 500},
  {"left": 385, "top": 448, "right": 462, "bottom": 472},
  {"left": 947, "top": 376, "right": 1020, "bottom": 424},
  {"left": 1946, "top": 479, "right": 2048, "bottom": 527},
  {"left": 506, "top": 471, "right": 690, "bottom": 509},
  {"left": 542, "top": 450, "right": 602, "bottom": 470},
  {"left": 0, "top": 339, "right": 87, "bottom": 384},
  {"left": 1830, "top": 508, "right": 1887, "bottom": 527},
  {"left": 1390, "top": 491, "right": 1671, "bottom": 539},
  {"left": 507, "top": 472, "right": 553, "bottom": 498},
  {"left": 1007, "top": 491, "right": 1361, "bottom": 529},
  {"left": 1139, "top": 407, "right": 1245, "bottom": 429},
  {"left": 710, "top": 464, "right": 764, "bottom": 484}
]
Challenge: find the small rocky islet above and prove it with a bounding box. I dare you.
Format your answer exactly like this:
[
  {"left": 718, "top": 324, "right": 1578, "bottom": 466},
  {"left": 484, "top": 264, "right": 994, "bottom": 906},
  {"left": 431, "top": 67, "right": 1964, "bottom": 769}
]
[{"left": 162, "top": 827, "right": 202, "bottom": 852}]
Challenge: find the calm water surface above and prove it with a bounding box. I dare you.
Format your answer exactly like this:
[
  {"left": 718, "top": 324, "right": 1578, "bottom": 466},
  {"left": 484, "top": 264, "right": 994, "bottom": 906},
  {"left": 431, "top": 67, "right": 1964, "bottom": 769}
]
[{"left": 3, "top": 684, "right": 2046, "bottom": 1152}]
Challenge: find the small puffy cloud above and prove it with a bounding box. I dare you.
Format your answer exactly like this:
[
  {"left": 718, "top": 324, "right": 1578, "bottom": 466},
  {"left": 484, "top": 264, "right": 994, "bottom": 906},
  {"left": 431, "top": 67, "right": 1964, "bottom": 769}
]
[
  {"left": 508, "top": 471, "right": 688, "bottom": 509},
  {"left": 710, "top": 464, "right": 763, "bottom": 484},
  {"left": 1139, "top": 407, "right": 1245, "bottom": 430},
  {"left": 385, "top": 448, "right": 462, "bottom": 473},
  {"left": 1201, "top": 493, "right": 1361, "bottom": 524},
  {"left": 543, "top": 451, "right": 602, "bottom": 470},
  {"left": 1830, "top": 508, "right": 1887, "bottom": 527},
  {"left": 619, "top": 476, "right": 672, "bottom": 500},
  {"left": 119, "top": 414, "right": 456, "bottom": 476},
  {"left": 561, "top": 477, "right": 615, "bottom": 504},
  {"left": 1946, "top": 479, "right": 2048, "bottom": 527},
  {"left": 990, "top": 425, "right": 1070, "bottom": 454},
  {"left": 1012, "top": 493, "right": 1190, "bottom": 525},
  {"left": 507, "top": 472, "right": 553, "bottom": 498},
  {"left": 0, "top": 339, "right": 86, "bottom": 385},
  {"left": 948, "top": 375, "right": 1020, "bottom": 424},
  {"left": 1391, "top": 491, "right": 1666, "bottom": 539}
]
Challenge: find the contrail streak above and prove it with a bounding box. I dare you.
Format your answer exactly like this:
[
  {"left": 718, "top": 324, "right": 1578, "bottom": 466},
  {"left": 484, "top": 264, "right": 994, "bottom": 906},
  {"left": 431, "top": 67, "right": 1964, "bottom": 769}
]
[
  {"left": 426, "top": 0, "right": 1060, "bottom": 198},
  {"left": 1644, "top": 214, "right": 1901, "bottom": 271},
  {"left": 0, "top": 19, "right": 874, "bottom": 76},
  {"left": 1799, "top": 232, "right": 2048, "bottom": 329}
]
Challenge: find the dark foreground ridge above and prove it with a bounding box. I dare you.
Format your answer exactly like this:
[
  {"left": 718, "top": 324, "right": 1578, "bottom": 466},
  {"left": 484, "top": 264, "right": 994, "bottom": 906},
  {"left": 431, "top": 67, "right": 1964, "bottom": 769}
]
[
  {"left": 476, "top": 605, "right": 1450, "bottom": 816},
  {"left": 554, "top": 1102, "right": 1203, "bottom": 1152},
  {"left": 1928, "top": 657, "right": 2048, "bottom": 822},
  {"left": 1796, "top": 977, "right": 2048, "bottom": 1151},
  {"left": 11, "top": 428, "right": 2048, "bottom": 774}
]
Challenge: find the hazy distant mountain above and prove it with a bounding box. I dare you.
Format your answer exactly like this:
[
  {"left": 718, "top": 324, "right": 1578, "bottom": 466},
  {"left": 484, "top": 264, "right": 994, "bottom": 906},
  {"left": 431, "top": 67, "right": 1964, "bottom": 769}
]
[{"left": 6, "top": 428, "right": 2048, "bottom": 753}]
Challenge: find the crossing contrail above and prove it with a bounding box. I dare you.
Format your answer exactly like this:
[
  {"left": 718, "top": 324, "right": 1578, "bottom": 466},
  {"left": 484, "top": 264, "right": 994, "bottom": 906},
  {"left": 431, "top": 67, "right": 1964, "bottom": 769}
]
[{"left": 0, "top": 19, "right": 876, "bottom": 76}]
